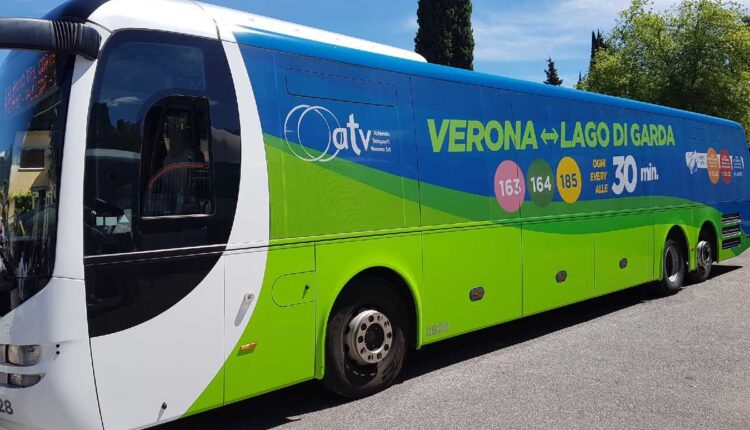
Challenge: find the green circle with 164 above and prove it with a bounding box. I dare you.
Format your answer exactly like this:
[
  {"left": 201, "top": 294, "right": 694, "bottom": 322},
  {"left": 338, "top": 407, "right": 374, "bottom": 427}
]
[{"left": 527, "top": 159, "right": 555, "bottom": 208}]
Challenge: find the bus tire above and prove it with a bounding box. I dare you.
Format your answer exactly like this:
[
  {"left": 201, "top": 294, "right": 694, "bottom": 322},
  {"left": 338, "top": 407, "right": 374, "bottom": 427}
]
[
  {"left": 322, "top": 277, "right": 407, "bottom": 399},
  {"left": 688, "top": 235, "right": 714, "bottom": 284},
  {"left": 659, "top": 238, "right": 686, "bottom": 295}
]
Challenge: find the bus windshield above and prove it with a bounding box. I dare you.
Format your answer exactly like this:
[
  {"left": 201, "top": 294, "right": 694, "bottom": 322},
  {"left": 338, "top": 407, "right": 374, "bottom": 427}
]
[{"left": 0, "top": 50, "right": 73, "bottom": 290}]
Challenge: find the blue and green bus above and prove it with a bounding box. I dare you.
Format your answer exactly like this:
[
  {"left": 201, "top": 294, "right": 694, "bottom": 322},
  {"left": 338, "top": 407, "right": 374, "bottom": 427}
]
[{"left": 0, "top": 1, "right": 746, "bottom": 429}]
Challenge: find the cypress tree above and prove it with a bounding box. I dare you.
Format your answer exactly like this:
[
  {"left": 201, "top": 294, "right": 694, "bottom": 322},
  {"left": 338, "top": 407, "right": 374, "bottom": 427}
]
[
  {"left": 590, "top": 29, "right": 608, "bottom": 68},
  {"left": 415, "top": 0, "right": 475, "bottom": 70},
  {"left": 544, "top": 57, "right": 564, "bottom": 86},
  {"left": 590, "top": 31, "right": 597, "bottom": 66}
]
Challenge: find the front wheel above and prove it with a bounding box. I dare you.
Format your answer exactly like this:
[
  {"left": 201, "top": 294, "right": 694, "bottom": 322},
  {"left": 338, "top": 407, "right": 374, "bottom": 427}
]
[
  {"left": 658, "top": 238, "right": 686, "bottom": 295},
  {"left": 322, "top": 278, "right": 408, "bottom": 399}
]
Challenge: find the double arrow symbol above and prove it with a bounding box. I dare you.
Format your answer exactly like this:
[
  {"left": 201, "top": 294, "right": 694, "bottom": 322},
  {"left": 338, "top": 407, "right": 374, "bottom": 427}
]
[{"left": 541, "top": 128, "right": 559, "bottom": 145}]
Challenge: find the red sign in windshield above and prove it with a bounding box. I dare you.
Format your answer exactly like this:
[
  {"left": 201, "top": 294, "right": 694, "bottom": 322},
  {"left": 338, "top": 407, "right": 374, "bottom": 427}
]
[{"left": 3, "top": 53, "right": 56, "bottom": 115}]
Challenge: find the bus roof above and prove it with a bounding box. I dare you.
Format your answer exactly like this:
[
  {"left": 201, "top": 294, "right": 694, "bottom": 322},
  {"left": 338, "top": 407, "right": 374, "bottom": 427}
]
[
  {"left": 227, "top": 20, "right": 742, "bottom": 130},
  {"left": 55, "top": 0, "right": 746, "bottom": 132},
  {"left": 196, "top": 2, "right": 427, "bottom": 63}
]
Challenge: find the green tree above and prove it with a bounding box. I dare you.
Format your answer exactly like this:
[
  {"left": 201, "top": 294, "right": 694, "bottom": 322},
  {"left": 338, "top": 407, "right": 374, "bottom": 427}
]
[
  {"left": 11, "top": 192, "right": 33, "bottom": 216},
  {"left": 544, "top": 57, "right": 564, "bottom": 86},
  {"left": 590, "top": 29, "right": 609, "bottom": 68},
  {"left": 580, "top": 0, "right": 750, "bottom": 134},
  {"left": 415, "top": 0, "right": 475, "bottom": 70}
]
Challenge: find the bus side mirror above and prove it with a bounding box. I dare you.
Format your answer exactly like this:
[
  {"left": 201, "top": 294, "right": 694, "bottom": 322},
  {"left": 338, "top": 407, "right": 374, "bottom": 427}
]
[{"left": 0, "top": 18, "right": 101, "bottom": 61}]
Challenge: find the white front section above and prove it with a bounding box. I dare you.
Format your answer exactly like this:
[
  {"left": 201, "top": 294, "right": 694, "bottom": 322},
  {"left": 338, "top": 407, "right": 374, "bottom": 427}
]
[
  {"left": 90, "top": 263, "right": 226, "bottom": 429},
  {"left": 0, "top": 1, "right": 281, "bottom": 428},
  {"left": 220, "top": 39, "right": 271, "bottom": 357},
  {"left": 89, "top": 0, "right": 217, "bottom": 39},
  {"left": 55, "top": 48, "right": 104, "bottom": 281},
  {"left": 0, "top": 278, "right": 102, "bottom": 430},
  {"left": 86, "top": 27, "right": 271, "bottom": 430},
  {"left": 0, "top": 50, "right": 104, "bottom": 430}
]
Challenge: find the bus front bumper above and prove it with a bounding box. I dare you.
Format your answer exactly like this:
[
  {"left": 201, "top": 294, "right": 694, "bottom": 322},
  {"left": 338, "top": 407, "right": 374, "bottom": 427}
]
[{"left": 0, "top": 277, "right": 102, "bottom": 430}]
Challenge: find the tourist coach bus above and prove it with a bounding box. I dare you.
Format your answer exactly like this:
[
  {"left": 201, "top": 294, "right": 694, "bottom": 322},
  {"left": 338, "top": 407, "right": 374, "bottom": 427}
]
[{"left": 0, "top": 0, "right": 747, "bottom": 428}]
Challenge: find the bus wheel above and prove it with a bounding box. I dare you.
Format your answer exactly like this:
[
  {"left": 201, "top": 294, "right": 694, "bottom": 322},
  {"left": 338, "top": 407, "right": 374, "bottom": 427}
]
[
  {"left": 323, "top": 278, "right": 407, "bottom": 399},
  {"left": 689, "top": 238, "right": 713, "bottom": 284},
  {"left": 659, "top": 238, "right": 686, "bottom": 295}
]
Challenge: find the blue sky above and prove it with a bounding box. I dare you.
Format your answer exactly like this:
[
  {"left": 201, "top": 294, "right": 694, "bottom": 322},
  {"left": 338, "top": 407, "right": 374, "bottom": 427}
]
[{"left": 1, "top": 0, "right": 748, "bottom": 87}]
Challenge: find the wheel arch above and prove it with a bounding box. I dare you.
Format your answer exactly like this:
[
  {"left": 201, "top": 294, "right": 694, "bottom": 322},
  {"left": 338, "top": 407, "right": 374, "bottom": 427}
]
[
  {"left": 698, "top": 220, "right": 719, "bottom": 263},
  {"left": 664, "top": 224, "right": 692, "bottom": 261},
  {"left": 315, "top": 262, "right": 424, "bottom": 380},
  {"left": 655, "top": 223, "right": 695, "bottom": 272},
  {"left": 333, "top": 267, "right": 420, "bottom": 348}
]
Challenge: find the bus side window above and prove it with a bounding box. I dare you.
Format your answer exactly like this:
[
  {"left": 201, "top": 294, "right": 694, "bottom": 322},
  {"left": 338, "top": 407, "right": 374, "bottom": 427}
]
[
  {"left": 140, "top": 96, "right": 213, "bottom": 218},
  {"left": 84, "top": 31, "right": 241, "bottom": 257}
]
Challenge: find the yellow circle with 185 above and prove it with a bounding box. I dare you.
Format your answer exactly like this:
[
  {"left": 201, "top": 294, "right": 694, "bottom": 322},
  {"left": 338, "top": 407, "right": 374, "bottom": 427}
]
[{"left": 556, "top": 156, "right": 583, "bottom": 204}]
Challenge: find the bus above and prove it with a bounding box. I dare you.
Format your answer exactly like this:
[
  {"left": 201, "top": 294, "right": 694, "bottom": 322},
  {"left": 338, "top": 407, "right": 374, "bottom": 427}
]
[{"left": 0, "top": 0, "right": 747, "bottom": 428}]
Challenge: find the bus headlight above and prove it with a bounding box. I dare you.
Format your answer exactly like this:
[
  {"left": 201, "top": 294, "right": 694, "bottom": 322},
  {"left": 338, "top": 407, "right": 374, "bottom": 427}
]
[
  {"left": 7, "top": 345, "right": 41, "bottom": 366},
  {"left": 8, "top": 373, "right": 42, "bottom": 388}
]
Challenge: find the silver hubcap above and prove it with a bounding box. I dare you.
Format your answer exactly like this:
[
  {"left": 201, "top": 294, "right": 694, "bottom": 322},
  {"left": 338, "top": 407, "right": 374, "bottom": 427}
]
[
  {"left": 665, "top": 245, "right": 681, "bottom": 283},
  {"left": 346, "top": 310, "right": 393, "bottom": 365},
  {"left": 697, "top": 240, "right": 712, "bottom": 276}
]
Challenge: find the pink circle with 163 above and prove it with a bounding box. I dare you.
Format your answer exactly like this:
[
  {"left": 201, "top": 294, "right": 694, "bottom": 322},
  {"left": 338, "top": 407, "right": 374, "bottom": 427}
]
[{"left": 494, "top": 160, "right": 526, "bottom": 213}]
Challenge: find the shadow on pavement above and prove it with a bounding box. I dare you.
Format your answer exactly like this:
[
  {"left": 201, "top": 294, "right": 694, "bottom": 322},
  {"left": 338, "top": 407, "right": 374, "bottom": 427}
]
[{"left": 159, "top": 264, "right": 743, "bottom": 430}]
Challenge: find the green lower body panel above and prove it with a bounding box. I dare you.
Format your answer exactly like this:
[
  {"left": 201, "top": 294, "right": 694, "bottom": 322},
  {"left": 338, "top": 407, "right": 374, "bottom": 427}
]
[
  {"left": 595, "top": 214, "right": 654, "bottom": 296},
  {"left": 184, "top": 136, "right": 750, "bottom": 419},
  {"left": 422, "top": 225, "right": 523, "bottom": 343},
  {"left": 187, "top": 245, "right": 318, "bottom": 415},
  {"left": 523, "top": 222, "right": 595, "bottom": 316}
]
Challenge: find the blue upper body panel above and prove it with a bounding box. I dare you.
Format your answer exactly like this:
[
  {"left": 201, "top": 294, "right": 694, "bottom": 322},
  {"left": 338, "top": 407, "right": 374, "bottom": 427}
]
[
  {"left": 234, "top": 25, "right": 750, "bottom": 233},
  {"left": 234, "top": 26, "right": 743, "bottom": 131}
]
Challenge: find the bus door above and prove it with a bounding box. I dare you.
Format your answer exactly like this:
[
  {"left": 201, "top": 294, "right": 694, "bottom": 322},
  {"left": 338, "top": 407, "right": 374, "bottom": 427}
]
[{"left": 83, "top": 31, "right": 241, "bottom": 429}]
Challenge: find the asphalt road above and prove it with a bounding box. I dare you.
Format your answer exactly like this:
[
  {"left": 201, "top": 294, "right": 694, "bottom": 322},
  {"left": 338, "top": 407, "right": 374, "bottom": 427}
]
[{"left": 161, "top": 252, "right": 750, "bottom": 430}]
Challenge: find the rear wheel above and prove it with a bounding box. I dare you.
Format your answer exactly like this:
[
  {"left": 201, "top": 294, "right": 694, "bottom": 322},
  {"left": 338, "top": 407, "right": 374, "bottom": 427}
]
[
  {"left": 688, "top": 237, "right": 714, "bottom": 284},
  {"left": 322, "top": 277, "right": 408, "bottom": 399},
  {"left": 658, "top": 238, "right": 686, "bottom": 295}
]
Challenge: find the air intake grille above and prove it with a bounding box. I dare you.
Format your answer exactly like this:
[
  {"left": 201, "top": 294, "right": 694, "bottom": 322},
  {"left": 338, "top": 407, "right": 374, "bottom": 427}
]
[{"left": 721, "top": 213, "right": 743, "bottom": 250}]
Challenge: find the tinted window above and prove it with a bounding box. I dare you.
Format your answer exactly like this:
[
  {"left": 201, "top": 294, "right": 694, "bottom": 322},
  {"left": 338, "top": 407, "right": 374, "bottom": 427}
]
[
  {"left": 19, "top": 148, "right": 45, "bottom": 169},
  {"left": 84, "top": 32, "right": 241, "bottom": 257},
  {"left": 141, "top": 97, "right": 213, "bottom": 218},
  {"left": 0, "top": 51, "right": 74, "bottom": 306}
]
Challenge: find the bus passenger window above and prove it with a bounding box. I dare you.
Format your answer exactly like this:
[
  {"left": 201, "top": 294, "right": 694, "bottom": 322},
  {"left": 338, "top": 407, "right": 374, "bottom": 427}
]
[
  {"left": 84, "top": 31, "right": 241, "bottom": 257},
  {"left": 141, "top": 97, "right": 213, "bottom": 218}
]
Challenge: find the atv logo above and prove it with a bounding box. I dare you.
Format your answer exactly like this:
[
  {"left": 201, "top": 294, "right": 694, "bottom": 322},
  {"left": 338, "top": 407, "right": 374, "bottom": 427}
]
[{"left": 284, "top": 105, "right": 391, "bottom": 162}]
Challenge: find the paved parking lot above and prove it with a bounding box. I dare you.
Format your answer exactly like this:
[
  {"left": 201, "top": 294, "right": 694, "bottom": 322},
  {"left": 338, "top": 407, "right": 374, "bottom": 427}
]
[{"left": 162, "top": 253, "right": 750, "bottom": 430}]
